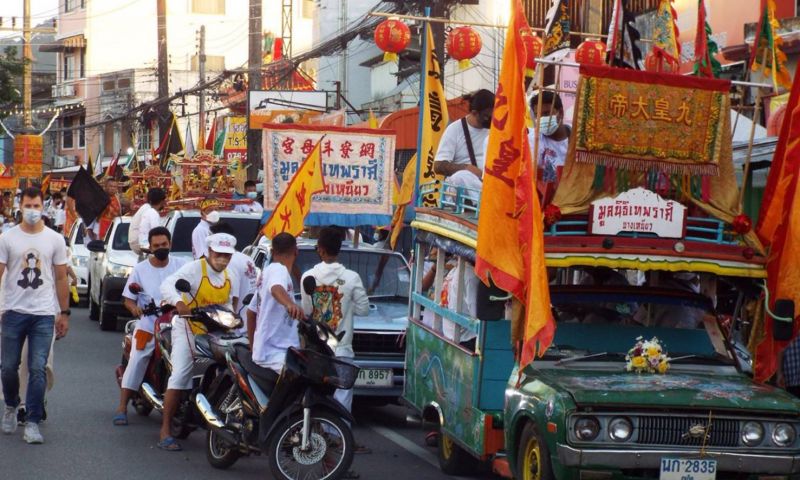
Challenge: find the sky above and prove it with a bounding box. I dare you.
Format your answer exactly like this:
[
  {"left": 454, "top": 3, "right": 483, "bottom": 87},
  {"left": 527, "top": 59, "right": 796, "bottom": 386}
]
[{"left": 0, "top": 0, "right": 59, "bottom": 39}]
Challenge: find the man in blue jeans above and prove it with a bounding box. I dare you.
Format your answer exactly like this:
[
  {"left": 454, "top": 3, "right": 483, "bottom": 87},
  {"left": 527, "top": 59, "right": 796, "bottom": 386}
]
[{"left": 0, "top": 187, "right": 70, "bottom": 444}]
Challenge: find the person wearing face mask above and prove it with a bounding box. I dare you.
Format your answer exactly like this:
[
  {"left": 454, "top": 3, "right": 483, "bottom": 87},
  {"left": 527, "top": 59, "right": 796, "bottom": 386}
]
[
  {"left": 191, "top": 199, "right": 221, "bottom": 260},
  {"left": 47, "top": 193, "right": 66, "bottom": 234},
  {"left": 433, "top": 89, "right": 495, "bottom": 192},
  {"left": 528, "top": 91, "right": 570, "bottom": 204},
  {"left": 210, "top": 221, "right": 258, "bottom": 322},
  {"left": 234, "top": 180, "right": 263, "bottom": 214},
  {"left": 112, "top": 227, "right": 186, "bottom": 426},
  {"left": 157, "top": 232, "right": 239, "bottom": 451},
  {"left": 0, "top": 187, "right": 70, "bottom": 444},
  {"left": 129, "top": 188, "right": 167, "bottom": 256}
]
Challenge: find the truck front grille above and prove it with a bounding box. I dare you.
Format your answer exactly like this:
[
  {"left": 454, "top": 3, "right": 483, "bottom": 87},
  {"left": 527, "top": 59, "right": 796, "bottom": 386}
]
[
  {"left": 352, "top": 332, "right": 404, "bottom": 356},
  {"left": 637, "top": 415, "right": 740, "bottom": 447}
]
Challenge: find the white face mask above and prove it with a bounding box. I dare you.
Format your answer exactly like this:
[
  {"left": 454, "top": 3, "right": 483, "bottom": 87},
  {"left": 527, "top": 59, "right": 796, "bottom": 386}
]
[
  {"left": 22, "top": 208, "right": 42, "bottom": 226},
  {"left": 539, "top": 115, "right": 560, "bottom": 136},
  {"left": 206, "top": 211, "right": 221, "bottom": 224}
]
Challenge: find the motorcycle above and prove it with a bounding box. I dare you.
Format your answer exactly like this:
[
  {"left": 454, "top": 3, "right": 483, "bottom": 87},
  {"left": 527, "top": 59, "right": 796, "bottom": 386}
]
[
  {"left": 138, "top": 279, "right": 249, "bottom": 440},
  {"left": 195, "top": 276, "right": 358, "bottom": 480},
  {"left": 115, "top": 284, "right": 173, "bottom": 418}
]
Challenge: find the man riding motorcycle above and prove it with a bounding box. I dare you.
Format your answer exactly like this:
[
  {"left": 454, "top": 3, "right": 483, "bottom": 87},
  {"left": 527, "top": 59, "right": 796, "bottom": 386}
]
[
  {"left": 158, "top": 232, "right": 239, "bottom": 451},
  {"left": 113, "top": 227, "right": 186, "bottom": 426}
]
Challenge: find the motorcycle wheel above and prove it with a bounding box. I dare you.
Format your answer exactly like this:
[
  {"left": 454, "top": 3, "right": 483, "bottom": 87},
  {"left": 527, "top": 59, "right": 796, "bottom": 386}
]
[
  {"left": 133, "top": 398, "right": 153, "bottom": 417},
  {"left": 170, "top": 401, "right": 194, "bottom": 439},
  {"left": 206, "top": 429, "right": 241, "bottom": 469},
  {"left": 267, "top": 411, "right": 354, "bottom": 480}
]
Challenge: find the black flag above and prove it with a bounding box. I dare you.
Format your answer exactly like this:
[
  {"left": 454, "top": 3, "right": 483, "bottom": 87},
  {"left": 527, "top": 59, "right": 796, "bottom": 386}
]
[{"left": 67, "top": 166, "right": 110, "bottom": 227}]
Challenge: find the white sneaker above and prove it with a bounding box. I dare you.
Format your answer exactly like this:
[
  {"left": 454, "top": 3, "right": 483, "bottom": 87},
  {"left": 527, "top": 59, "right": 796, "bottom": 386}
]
[
  {"left": 23, "top": 423, "right": 43, "bottom": 444},
  {"left": 2, "top": 407, "right": 18, "bottom": 434}
]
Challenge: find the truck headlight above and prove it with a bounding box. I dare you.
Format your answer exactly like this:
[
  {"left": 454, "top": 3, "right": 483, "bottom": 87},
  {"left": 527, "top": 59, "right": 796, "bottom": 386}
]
[
  {"left": 108, "top": 263, "right": 132, "bottom": 278},
  {"left": 608, "top": 417, "right": 633, "bottom": 442},
  {"left": 574, "top": 417, "right": 600, "bottom": 441},
  {"left": 742, "top": 421, "right": 764, "bottom": 446},
  {"left": 772, "top": 423, "right": 796, "bottom": 447}
]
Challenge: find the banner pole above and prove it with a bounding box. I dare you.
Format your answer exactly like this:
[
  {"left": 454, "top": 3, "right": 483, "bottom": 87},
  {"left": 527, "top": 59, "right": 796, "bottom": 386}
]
[{"left": 412, "top": 6, "right": 431, "bottom": 209}]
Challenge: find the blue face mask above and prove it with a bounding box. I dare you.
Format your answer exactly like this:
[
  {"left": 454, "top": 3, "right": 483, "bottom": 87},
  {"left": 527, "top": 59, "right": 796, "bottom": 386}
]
[
  {"left": 539, "top": 115, "right": 560, "bottom": 136},
  {"left": 246, "top": 192, "right": 258, "bottom": 200}
]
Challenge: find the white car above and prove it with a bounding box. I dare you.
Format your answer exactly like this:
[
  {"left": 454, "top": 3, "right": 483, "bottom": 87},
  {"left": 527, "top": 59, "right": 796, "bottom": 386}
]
[
  {"left": 67, "top": 219, "right": 89, "bottom": 305},
  {"left": 163, "top": 209, "right": 264, "bottom": 260}
]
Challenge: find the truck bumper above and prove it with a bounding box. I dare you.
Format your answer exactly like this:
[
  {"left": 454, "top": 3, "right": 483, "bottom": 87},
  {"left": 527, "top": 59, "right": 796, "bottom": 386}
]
[
  {"left": 557, "top": 443, "right": 800, "bottom": 474},
  {"left": 102, "top": 276, "right": 130, "bottom": 315}
]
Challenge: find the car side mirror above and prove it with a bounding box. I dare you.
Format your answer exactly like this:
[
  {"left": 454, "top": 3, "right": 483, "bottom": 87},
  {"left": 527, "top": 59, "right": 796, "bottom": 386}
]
[
  {"left": 86, "top": 240, "right": 106, "bottom": 253},
  {"left": 303, "top": 276, "right": 317, "bottom": 296},
  {"left": 773, "top": 299, "right": 795, "bottom": 342},
  {"left": 175, "top": 279, "right": 192, "bottom": 293}
]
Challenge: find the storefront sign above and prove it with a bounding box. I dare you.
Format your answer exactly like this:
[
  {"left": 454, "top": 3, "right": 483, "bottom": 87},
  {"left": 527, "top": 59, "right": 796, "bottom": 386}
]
[
  {"left": 223, "top": 116, "right": 247, "bottom": 167},
  {"left": 263, "top": 124, "right": 395, "bottom": 226},
  {"left": 589, "top": 187, "right": 686, "bottom": 238}
]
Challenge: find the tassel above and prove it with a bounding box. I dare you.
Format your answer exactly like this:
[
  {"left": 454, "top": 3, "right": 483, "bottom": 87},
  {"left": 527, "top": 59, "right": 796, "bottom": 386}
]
[
  {"left": 701, "top": 175, "right": 711, "bottom": 202},
  {"left": 458, "top": 59, "right": 472, "bottom": 70},
  {"left": 592, "top": 165, "right": 606, "bottom": 190},
  {"left": 383, "top": 51, "right": 399, "bottom": 63}
]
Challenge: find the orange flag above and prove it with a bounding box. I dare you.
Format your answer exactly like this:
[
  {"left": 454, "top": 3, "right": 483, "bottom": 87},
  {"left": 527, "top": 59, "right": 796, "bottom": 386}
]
[
  {"left": 261, "top": 138, "right": 326, "bottom": 239},
  {"left": 752, "top": 69, "right": 800, "bottom": 382},
  {"left": 475, "top": 0, "right": 553, "bottom": 367}
]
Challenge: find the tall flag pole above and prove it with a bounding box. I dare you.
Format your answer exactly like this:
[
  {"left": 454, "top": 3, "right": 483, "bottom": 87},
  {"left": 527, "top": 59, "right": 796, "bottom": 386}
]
[
  {"left": 261, "top": 137, "right": 326, "bottom": 238},
  {"left": 693, "top": 0, "right": 721, "bottom": 78},
  {"left": 476, "top": 0, "right": 553, "bottom": 369},
  {"left": 750, "top": 0, "right": 791, "bottom": 92}
]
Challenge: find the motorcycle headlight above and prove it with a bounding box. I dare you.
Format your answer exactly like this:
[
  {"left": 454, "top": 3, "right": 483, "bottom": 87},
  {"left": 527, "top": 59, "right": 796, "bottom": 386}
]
[
  {"left": 108, "top": 262, "right": 132, "bottom": 277},
  {"left": 209, "top": 310, "right": 240, "bottom": 329},
  {"left": 742, "top": 421, "right": 765, "bottom": 446},
  {"left": 772, "top": 423, "right": 796, "bottom": 447},
  {"left": 608, "top": 417, "right": 633, "bottom": 442},
  {"left": 574, "top": 417, "right": 600, "bottom": 441}
]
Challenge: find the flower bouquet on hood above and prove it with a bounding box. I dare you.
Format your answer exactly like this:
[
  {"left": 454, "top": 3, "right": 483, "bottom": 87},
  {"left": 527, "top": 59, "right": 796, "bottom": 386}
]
[{"left": 625, "top": 336, "right": 670, "bottom": 374}]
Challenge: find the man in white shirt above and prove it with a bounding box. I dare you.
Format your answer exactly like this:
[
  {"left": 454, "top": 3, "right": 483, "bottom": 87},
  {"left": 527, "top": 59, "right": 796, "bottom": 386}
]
[
  {"left": 128, "top": 188, "right": 167, "bottom": 255},
  {"left": 301, "top": 227, "right": 369, "bottom": 413},
  {"left": 191, "top": 199, "right": 221, "bottom": 259},
  {"left": 211, "top": 221, "right": 259, "bottom": 314},
  {"left": 234, "top": 180, "right": 263, "bottom": 214},
  {"left": 0, "top": 187, "right": 70, "bottom": 444},
  {"left": 113, "top": 226, "right": 186, "bottom": 425},
  {"left": 528, "top": 91, "right": 570, "bottom": 204},
  {"left": 247, "top": 232, "right": 303, "bottom": 378},
  {"left": 158, "top": 233, "right": 238, "bottom": 451},
  {"left": 433, "top": 89, "right": 495, "bottom": 194}
]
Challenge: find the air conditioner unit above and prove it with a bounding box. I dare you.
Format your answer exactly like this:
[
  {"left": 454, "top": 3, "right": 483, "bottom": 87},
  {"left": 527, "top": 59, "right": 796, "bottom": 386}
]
[{"left": 52, "top": 83, "right": 76, "bottom": 98}]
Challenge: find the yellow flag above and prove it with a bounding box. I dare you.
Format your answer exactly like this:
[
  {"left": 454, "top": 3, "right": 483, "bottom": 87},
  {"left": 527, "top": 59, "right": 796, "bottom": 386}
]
[
  {"left": 262, "top": 138, "right": 326, "bottom": 239},
  {"left": 389, "top": 23, "right": 448, "bottom": 247},
  {"left": 476, "top": 0, "right": 553, "bottom": 367},
  {"left": 368, "top": 109, "right": 379, "bottom": 129}
]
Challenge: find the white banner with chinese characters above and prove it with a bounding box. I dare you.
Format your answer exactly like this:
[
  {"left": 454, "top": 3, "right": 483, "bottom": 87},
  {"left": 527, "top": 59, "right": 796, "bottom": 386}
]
[
  {"left": 262, "top": 124, "right": 396, "bottom": 227},
  {"left": 589, "top": 188, "right": 687, "bottom": 238}
]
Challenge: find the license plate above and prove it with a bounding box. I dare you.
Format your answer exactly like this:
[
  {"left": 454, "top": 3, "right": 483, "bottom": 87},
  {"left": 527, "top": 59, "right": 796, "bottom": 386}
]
[
  {"left": 660, "top": 458, "right": 717, "bottom": 480},
  {"left": 355, "top": 368, "right": 393, "bottom": 387}
]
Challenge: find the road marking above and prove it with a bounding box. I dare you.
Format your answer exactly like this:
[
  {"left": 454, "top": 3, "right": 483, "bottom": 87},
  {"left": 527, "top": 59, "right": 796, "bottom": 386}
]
[{"left": 369, "top": 425, "right": 439, "bottom": 469}]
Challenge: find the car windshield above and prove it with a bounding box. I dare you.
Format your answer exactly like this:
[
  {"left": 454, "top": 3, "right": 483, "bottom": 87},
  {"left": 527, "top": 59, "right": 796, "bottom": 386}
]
[
  {"left": 112, "top": 223, "right": 130, "bottom": 251},
  {"left": 170, "top": 216, "right": 261, "bottom": 253},
  {"left": 548, "top": 287, "right": 729, "bottom": 363},
  {"left": 293, "top": 249, "right": 410, "bottom": 299}
]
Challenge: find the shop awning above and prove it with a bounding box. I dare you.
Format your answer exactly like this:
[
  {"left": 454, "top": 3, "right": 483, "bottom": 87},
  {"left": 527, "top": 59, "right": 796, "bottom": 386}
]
[{"left": 40, "top": 34, "right": 86, "bottom": 52}]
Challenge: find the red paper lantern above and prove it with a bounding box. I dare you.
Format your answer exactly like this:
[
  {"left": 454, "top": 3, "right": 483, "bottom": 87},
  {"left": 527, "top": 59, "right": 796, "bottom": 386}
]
[
  {"left": 374, "top": 19, "right": 411, "bottom": 63},
  {"left": 446, "top": 26, "right": 482, "bottom": 70},
  {"left": 732, "top": 214, "right": 753, "bottom": 235},
  {"left": 521, "top": 29, "right": 544, "bottom": 77},
  {"left": 575, "top": 39, "right": 606, "bottom": 66},
  {"left": 644, "top": 50, "right": 678, "bottom": 73}
]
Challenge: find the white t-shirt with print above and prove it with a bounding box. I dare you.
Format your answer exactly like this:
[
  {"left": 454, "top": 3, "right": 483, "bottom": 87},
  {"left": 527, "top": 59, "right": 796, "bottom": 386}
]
[
  {"left": 228, "top": 251, "right": 259, "bottom": 306},
  {"left": 435, "top": 119, "right": 490, "bottom": 172},
  {"left": 248, "top": 263, "right": 299, "bottom": 373},
  {"left": 528, "top": 130, "right": 569, "bottom": 183},
  {"left": 0, "top": 225, "right": 68, "bottom": 316},
  {"left": 441, "top": 261, "right": 479, "bottom": 343},
  {"left": 234, "top": 202, "right": 264, "bottom": 214},
  {"left": 122, "top": 256, "right": 187, "bottom": 333}
]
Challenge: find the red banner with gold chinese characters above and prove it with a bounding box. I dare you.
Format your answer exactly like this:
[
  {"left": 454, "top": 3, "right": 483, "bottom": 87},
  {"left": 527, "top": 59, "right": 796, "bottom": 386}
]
[
  {"left": 13, "top": 134, "right": 44, "bottom": 179},
  {"left": 572, "top": 65, "right": 731, "bottom": 176}
]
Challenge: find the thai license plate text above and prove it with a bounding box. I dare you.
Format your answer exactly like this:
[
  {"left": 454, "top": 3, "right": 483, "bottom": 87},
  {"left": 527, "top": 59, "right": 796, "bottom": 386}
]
[{"left": 660, "top": 458, "right": 717, "bottom": 480}]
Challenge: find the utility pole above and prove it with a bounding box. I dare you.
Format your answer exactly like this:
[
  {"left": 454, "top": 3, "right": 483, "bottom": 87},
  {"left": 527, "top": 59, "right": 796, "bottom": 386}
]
[
  {"left": 246, "top": 0, "right": 263, "bottom": 181},
  {"left": 22, "top": 0, "right": 32, "bottom": 130},
  {"left": 156, "top": 0, "right": 168, "bottom": 100},
  {"left": 198, "top": 25, "right": 206, "bottom": 148}
]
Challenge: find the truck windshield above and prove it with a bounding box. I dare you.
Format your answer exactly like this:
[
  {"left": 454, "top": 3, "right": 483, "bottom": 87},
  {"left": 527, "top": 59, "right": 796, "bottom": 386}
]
[
  {"left": 293, "top": 249, "right": 410, "bottom": 299},
  {"left": 170, "top": 217, "right": 262, "bottom": 253},
  {"left": 112, "top": 224, "right": 130, "bottom": 251},
  {"left": 549, "top": 287, "right": 729, "bottom": 363}
]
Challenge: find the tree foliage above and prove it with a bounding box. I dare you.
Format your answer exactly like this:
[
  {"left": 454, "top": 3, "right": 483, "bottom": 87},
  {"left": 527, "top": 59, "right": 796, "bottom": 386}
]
[{"left": 0, "top": 46, "right": 25, "bottom": 107}]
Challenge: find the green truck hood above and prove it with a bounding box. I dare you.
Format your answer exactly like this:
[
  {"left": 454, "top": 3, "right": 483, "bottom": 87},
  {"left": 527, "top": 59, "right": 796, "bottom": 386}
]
[{"left": 531, "top": 368, "right": 800, "bottom": 414}]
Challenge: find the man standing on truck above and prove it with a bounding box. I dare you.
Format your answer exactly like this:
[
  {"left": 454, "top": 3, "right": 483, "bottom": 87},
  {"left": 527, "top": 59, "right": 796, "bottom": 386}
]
[
  {"left": 529, "top": 91, "right": 570, "bottom": 204},
  {"left": 234, "top": 180, "right": 263, "bottom": 214},
  {"left": 191, "top": 199, "right": 221, "bottom": 259},
  {"left": 128, "top": 188, "right": 167, "bottom": 256}
]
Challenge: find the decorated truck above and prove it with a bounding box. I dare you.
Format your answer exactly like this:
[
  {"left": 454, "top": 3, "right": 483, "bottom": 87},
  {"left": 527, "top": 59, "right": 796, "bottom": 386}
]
[{"left": 403, "top": 63, "right": 800, "bottom": 480}]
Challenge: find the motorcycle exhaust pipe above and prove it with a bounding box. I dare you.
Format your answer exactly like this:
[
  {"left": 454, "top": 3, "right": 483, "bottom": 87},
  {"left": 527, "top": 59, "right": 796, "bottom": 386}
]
[
  {"left": 195, "top": 394, "right": 239, "bottom": 446},
  {"left": 141, "top": 383, "right": 164, "bottom": 412}
]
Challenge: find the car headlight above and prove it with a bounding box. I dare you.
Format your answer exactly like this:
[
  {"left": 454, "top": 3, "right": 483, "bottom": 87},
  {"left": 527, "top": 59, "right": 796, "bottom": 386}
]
[
  {"left": 574, "top": 416, "right": 600, "bottom": 441},
  {"left": 742, "top": 421, "right": 764, "bottom": 446},
  {"left": 772, "top": 423, "right": 796, "bottom": 447},
  {"left": 608, "top": 417, "right": 633, "bottom": 442},
  {"left": 72, "top": 255, "right": 88, "bottom": 268},
  {"left": 108, "top": 263, "right": 132, "bottom": 277}
]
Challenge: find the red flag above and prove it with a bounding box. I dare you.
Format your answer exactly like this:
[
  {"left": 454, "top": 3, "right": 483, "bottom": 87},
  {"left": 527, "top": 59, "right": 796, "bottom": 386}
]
[
  {"left": 205, "top": 116, "right": 218, "bottom": 151},
  {"left": 105, "top": 149, "right": 121, "bottom": 178}
]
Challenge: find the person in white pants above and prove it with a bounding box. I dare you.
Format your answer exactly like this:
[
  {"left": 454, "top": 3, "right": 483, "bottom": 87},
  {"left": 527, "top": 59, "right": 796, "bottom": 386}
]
[{"left": 113, "top": 227, "right": 185, "bottom": 425}]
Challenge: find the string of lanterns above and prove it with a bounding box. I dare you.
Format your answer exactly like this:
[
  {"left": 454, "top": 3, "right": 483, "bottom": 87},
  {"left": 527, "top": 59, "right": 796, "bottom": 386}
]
[{"left": 0, "top": 102, "right": 85, "bottom": 117}]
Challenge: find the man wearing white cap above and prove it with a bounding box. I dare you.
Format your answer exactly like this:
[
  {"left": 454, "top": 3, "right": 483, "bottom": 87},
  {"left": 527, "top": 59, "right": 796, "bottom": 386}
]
[{"left": 157, "top": 232, "right": 239, "bottom": 451}]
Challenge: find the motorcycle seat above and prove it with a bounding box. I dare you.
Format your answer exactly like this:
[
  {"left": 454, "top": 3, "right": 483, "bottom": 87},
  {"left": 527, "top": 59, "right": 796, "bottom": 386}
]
[{"left": 235, "top": 345, "right": 278, "bottom": 396}]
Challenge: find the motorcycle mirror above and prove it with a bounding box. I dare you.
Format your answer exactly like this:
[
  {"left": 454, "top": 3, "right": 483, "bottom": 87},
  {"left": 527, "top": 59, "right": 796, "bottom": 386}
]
[
  {"left": 242, "top": 293, "right": 254, "bottom": 306},
  {"left": 303, "top": 276, "right": 317, "bottom": 296},
  {"left": 175, "top": 279, "right": 192, "bottom": 293},
  {"left": 128, "top": 283, "right": 142, "bottom": 295}
]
